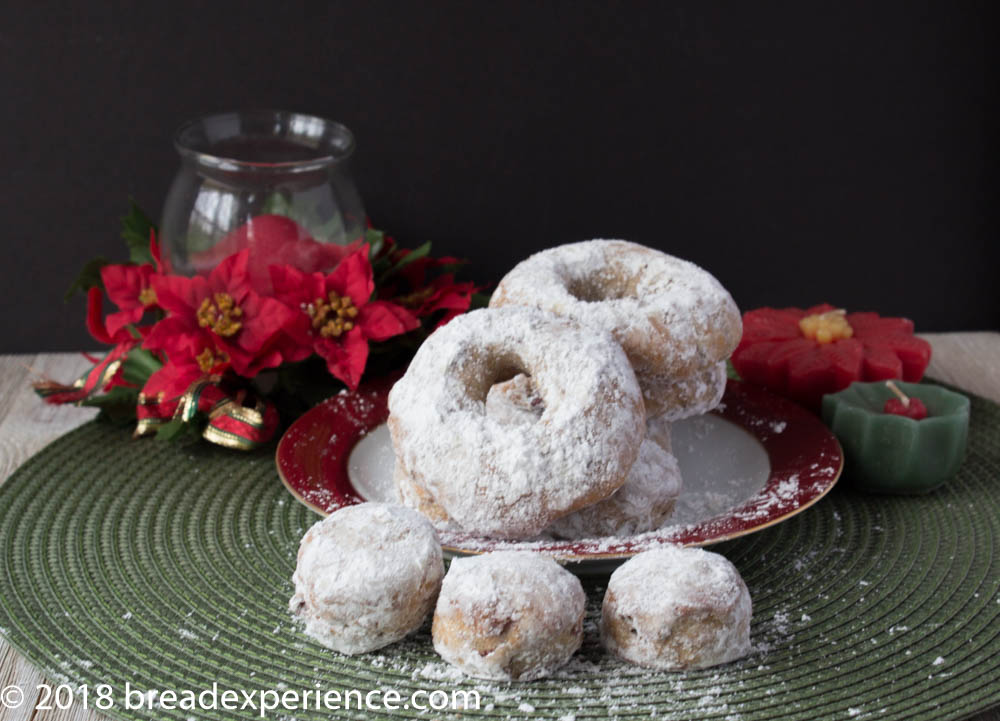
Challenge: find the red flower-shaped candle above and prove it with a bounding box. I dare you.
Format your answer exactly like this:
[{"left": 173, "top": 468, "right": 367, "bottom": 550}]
[{"left": 731, "top": 304, "right": 932, "bottom": 411}]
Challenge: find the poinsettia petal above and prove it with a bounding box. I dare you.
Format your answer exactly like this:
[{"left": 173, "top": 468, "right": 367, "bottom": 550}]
[
  {"left": 237, "top": 347, "right": 286, "bottom": 377},
  {"left": 272, "top": 330, "right": 314, "bottom": 365},
  {"left": 152, "top": 273, "right": 209, "bottom": 317},
  {"left": 328, "top": 244, "right": 374, "bottom": 307},
  {"left": 234, "top": 294, "right": 296, "bottom": 355},
  {"left": 143, "top": 317, "right": 210, "bottom": 358},
  {"left": 105, "top": 307, "right": 145, "bottom": 340},
  {"left": 269, "top": 264, "right": 313, "bottom": 300},
  {"left": 86, "top": 288, "right": 115, "bottom": 345},
  {"left": 360, "top": 301, "right": 419, "bottom": 341},
  {"left": 101, "top": 263, "right": 150, "bottom": 310},
  {"left": 316, "top": 327, "right": 369, "bottom": 390},
  {"left": 142, "top": 361, "right": 205, "bottom": 400},
  {"left": 210, "top": 249, "right": 251, "bottom": 299}
]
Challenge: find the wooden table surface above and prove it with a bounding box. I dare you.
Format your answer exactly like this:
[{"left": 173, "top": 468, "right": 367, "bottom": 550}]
[{"left": 1, "top": 333, "right": 998, "bottom": 721}]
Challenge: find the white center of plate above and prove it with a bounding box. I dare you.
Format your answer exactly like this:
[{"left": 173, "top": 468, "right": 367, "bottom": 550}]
[{"left": 348, "top": 415, "right": 770, "bottom": 528}]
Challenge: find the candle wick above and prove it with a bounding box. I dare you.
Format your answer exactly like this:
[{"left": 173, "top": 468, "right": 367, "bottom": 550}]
[{"left": 886, "top": 380, "right": 910, "bottom": 408}]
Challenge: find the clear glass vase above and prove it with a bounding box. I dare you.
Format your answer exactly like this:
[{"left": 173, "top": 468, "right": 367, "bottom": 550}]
[{"left": 160, "top": 110, "right": 366, "bottom": 291}]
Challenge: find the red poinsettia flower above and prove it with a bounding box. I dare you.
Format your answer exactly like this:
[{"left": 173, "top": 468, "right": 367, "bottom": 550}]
[
  {"left": 100, "top": 230, "right": 164, "bottom": 338},
  {"left": 394, "top": 272, "right": 478, "bottom": 327},
  {"left": 145, "top": 249, "right": 294, "bottom": 377},
  {"left": 379, "top": 247, "right": 478, "bottom": 327},
  {"left": 731, "top": 304, "right": 932, "bottom": 411},
  {"left": 187, "top": 214, "right": 360, "bottom": 293},
  {"left": 271, "top": 244, "right": 419, "bottom": 389}
]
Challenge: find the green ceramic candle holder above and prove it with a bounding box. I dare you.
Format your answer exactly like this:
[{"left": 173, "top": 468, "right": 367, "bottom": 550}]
[{"left": 821, "top": 381, "right": 970, "bottom": 494}]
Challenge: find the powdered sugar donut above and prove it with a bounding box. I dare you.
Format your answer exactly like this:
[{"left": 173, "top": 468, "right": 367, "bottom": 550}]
[
  {"left": 639, "top": 361, "right": 728, "bottom": 420},
  {"left": 491, "top": 240, "right": 741, "bottom": 381},
  {"left": 394, "top": 460, "right": 459, "bottom": 532},
  {"left": 488, "top": 374, "right": 681, "bottom": 538},
  {"left": 289, "top": 503, "right": 444, "bottom": 654},
  {"left": 388, "top": 307, "right": 645, "bottom": 539},
  {"left": 601, "top": 546, "right": 752, "bottom": 670},
  {"left": 645, "top": 415, "right": 673, "bottom": 454},
  {"left": 432, "top": 551, "right": 585, "bottom": 680},
  {"left": 548, "top": 437, "right": 682, "bottom": 539},
  {"left": 395, "top": 376, "right": 544, "bottom": 532}
]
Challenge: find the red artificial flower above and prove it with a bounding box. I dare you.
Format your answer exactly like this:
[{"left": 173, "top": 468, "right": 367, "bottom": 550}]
[
  {"left": 145, "top": 249, "right": 294, "bottom": 377},
  {"left": 731, "top": 304, "right": 932, "bottom": 411},
  {"left": 187, "top": 214, "right": 360, "bottom": 293},
  {"left": 271, "top": 244, "right": 419, "bottom": 389},
  {"left": 380, "top": 247, "right": 478, "bottom": 327},
  {"left": 395, "top": 273, "right": 478, "bottom": 327},
  {"left": 100, "top": 231, "right": 163, "bottom": 338}
]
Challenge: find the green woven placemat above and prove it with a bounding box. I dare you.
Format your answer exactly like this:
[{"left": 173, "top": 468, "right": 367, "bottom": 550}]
[{"left": 1, "top": 387, "right": 999, "bottom": 721}]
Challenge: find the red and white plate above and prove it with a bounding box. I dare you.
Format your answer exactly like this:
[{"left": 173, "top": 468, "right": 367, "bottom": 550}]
[{"left": 276, "top": 377, "right": 843, "bottom": 572}]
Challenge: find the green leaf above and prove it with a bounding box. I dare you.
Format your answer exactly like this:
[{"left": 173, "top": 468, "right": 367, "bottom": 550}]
[
  {"left": 154, "top": 417, "right": 206, "bottom": 443},
  {"left": 726, "top": 358, "right": 742, "bottom": 381},
  {"left": 121, "top": 200, "right": 157, "bottom": 265},
  {"left": 470, "top": 292, "right": 491, "bottom": 309},
  {"left": 378, "top": 241, "right": 432, "bottom": 282},
  {"left": 80, "top": 385, "right": 140, "bottom": 424},
  {"left": 154, "top": 418, "right": 192, "bottom": 442},
  {"left": 121, "top": 347, "right": 163, "bottom": 387},
  {"left": 64, "top": 256, "right": 111, "bottom": 301},
  {"left": 366, "top": 228, "right": 386, "bottom": 260}
]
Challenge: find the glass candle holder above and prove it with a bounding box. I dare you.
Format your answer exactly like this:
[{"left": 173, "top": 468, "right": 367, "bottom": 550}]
[{"left": 160, "top": 110, "right": 366, "bottom": 291}]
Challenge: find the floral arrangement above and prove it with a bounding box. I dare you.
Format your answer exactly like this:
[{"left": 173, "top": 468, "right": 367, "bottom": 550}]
[{"left": 36, "top": 204, "right": 481, "bottom": 449}]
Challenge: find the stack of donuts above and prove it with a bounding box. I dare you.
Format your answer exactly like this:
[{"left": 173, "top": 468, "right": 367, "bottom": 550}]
[{"left": 388, "top": 239, "right": 742, "bottom": 540}]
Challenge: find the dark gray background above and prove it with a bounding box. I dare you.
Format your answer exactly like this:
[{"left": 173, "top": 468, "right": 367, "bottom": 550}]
[{"left": 2, "top": 1, "right": 996, "bottom": 353}]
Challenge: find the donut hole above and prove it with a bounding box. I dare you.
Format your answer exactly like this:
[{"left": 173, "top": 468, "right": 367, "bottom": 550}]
[
  {"left": 485, "top": 373, "right": 545, "bottom": 426},
  {"left": 465, "top": 351, "right": 546, "bottom": 426},
  {"left": 565, "top": 267, "right": 637, "bottom": 303}
]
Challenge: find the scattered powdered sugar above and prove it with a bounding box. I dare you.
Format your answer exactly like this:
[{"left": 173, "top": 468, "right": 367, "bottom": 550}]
[
  {"left": 388, "top": 306, "right": 645, "bottom": 539},
  {"left": 932, "top": 656, "right": 945, "bottom": 666},
  {"left": 490, "top": 239, "right": 742, "bottom": 377}
]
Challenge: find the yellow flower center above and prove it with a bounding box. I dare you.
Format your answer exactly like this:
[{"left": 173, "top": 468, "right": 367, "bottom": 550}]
[
  {"left": 195, "top": 347, "right": 229, "bottom": 373},
  {"left": 197, "top": 293, "right": 243, "bottom": 337},
  {"left": 138, "top": 286, "right": 157, "bottom": 307},
  {"left": 307, "top": 291, "right": 359, "bottom": 338},
  {"left": 799, "top": 308, "right": 853, "bottom": 344}
]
